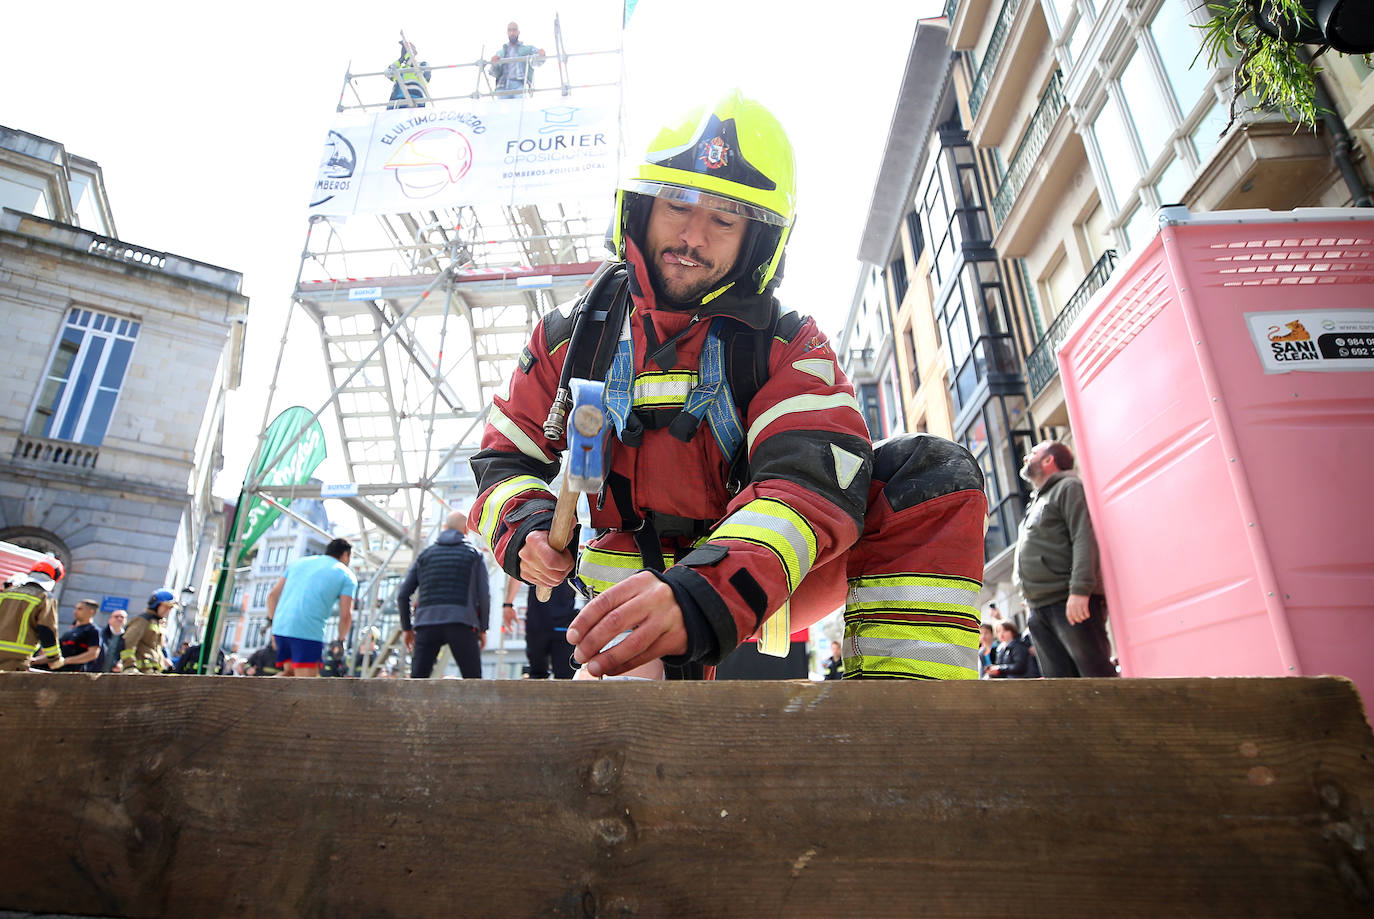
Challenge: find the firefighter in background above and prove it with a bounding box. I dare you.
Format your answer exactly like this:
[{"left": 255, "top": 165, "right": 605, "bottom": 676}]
[
  {"left": 121, "top": 589, "right": 174, "bottom": 674},
  {"left": 472, "top": 91, "right": 987, "bottom": 680},
  {"left": 0, "top": 558, "right": 66, "bottom": 672},
  {"left": 386, "top": 39, "right": 431, "bottom": 109}
]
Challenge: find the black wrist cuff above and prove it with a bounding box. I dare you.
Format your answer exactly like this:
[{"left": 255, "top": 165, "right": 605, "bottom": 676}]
[
  {"left": 657, "top": 565, "right": 735, "bottom": 666},
  {"left": 500, "top": 499, "right": 556, "bottom": 578}
]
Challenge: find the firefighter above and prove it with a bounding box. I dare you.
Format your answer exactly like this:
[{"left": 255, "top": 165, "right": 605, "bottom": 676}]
[
  {"left": 470, "top": 90, "right": 876, "bottom": 679},
  {"left": 386, "top": 40, "right": 431, "bottom": 110},
  {"left": 0, "top": 557, "right": 66, "bottom": 672},
  {"left": 121, "top": 589, "right": 174, "bottom": 674}
]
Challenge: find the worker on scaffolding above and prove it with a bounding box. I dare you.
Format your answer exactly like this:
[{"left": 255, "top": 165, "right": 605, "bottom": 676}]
[
  {"left": 487, "top": 21, "right": 545, "bottom": 97},
  {"left": 386, "top": 39, "right": 431, "bottom": 109}
]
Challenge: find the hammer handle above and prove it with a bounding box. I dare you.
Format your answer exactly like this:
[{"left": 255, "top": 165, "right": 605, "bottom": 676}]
[{"left": 537, "top": 474, "right": 578, "bottom": 602}]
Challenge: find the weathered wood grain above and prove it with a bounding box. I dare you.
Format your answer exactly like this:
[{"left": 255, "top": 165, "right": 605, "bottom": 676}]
[{"left": 0, "top": 675, "right": 1370, "bottom": 918}]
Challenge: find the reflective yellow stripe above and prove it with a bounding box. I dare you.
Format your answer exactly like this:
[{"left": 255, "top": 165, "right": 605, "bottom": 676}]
[
  {"left": 120, "top": 648, "right": 137, "bottom": 661},
  {"left": 847, "top": 574, "right": 982, "bottom": 613},
  {"left": 477, "top": 475, "right": 554, "bottom": 547},
  {"left": 758, "top": 598, "right": 790, "bottom": 657},
  {"left": 0, "top": 591, "right": 41, "bottom": 647},
  {"left": 843, "top": 572, "right": 981, "bottom": 681},
  {"left": 488, "top": 405, "right": 552, "bottom": 464},
  {"left": 576, "top": 545, "right": 643, "bottom": 597},
  {"left": 0, "top": 639, "right": 38, "bottom": 655},
  {"left": 710, "top": 498, "right": 816, "bottom": 592},
  {"left": 41, "top": 644, "right": 60, "bottom": 657},
  {"left": 632, "top": 372, "right": 696, "bottom": 410},
  {"left": 745, "top": 392, "right": 863, "bottom": 453}
]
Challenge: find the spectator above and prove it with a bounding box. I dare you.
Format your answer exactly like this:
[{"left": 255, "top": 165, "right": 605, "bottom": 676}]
[
  {"left": 54, "top": 598, "right": 103, "bottom": 672},
  {"left": 267, "top": 538, "right": 358, "bottom": 678},
  {"left": 977, "top": 623, "right": 997, "bottom": 675},
  {"left": 171, "top": 640, "right": 192, "bottom": 670},
  {"left": 386, "top": 39, "right": 431, "bottom": 109},
  {"left": 351, "top": 626, "right": 383, "bottom": 677},
  {"left": 100, "top": 608, "right": 127, "bottom": 672},
  {"left": 398, "top": 509, "right": 489, "bottom": 679},
  {"left": 0, "top": 558, "right": 66, "bottom": 672},
  {"left": 985, "top": 621, "right": 1034, "bottom": 679},
  {"left": 823, "top": 640, "right": 844, "bottom": 680},
  {"left": 514, "top": 579, "right": 578, "bottom": 679},
  {"left": 1014, "top": 441, "right": 1117, "bottom": 678},
  {"left": 488, "top": 21, "right": 545, "bottom": 97},
  {"left": 121, "top": 589, "right": 176, "bottom": 674}
]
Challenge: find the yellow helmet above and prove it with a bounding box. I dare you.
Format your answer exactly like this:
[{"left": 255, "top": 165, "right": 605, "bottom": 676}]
[{"left": 615, "top": 90, "right": 797, "bottom": 294}]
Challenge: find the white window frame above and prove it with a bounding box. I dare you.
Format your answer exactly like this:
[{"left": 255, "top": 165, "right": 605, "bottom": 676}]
[
  {"left": 1078, "top": 0, "right": 1229, "bottom": 249},
  {"left": 28, "top": 306, "right": 139, "bottom": 446}
]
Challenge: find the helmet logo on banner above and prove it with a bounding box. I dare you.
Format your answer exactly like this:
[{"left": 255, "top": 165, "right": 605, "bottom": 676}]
[
  {"left": 698, "top": 135, "right": 730, "bottom": 171},
  {"left": 384, "top": 127, "right": 474, "bottom": 199}
]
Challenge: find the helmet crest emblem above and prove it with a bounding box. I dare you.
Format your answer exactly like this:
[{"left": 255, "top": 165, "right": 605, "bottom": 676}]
[{"left": 697, "top": 136, "right": 730, "bottom": 170}]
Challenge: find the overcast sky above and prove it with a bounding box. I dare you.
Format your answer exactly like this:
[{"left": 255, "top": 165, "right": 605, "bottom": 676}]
[{"left": 2, "top": 0, "right": 936, "bottom": 499}]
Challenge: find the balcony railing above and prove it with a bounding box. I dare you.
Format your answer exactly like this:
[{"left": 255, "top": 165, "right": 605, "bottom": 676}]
[
  {"left": 87, "top": 236, "right": 168, "bottom": 270},
  {"left": 944, "top": 0, "right": 960, "bottom": 22},
  {"left": 991, "top": 70, "right": 1064, "bottom": 227},
  {"left": 968, "top": 0, "right": 1025, "bottom": 118},
  {"left": 1026, "top": 250, "right": 1118, "bottom": 395},
  {"left": 12, "top": 433, "right": 99, "bottom": 469}
]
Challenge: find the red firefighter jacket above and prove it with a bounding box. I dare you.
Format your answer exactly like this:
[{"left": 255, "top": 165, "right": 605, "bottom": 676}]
[{"left": 470, "top": 240, "right": 873, "bottom": 664}]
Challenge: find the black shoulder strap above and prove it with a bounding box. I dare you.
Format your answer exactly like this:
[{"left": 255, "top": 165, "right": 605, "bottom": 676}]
[
  {"left": 541, "top": 261, "right": 626, "bottom": 365},
  {"left": 723, "top": 299, "right": 805, "bottom": 414},
  {"left": 552, "top": 262, "right": 630, "bottom": 387}
]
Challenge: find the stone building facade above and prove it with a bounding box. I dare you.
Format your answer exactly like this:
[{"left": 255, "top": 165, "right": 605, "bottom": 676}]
[{"left": 0, "top": 126, "right": 248, "bottom": 627}]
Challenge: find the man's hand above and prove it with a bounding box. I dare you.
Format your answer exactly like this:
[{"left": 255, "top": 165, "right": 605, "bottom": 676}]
[
  {"left": 479, "top": 630, "right": 487, "bottom": 651},
  {"left": 47, "top": 656, "right": 65, "bottom": 671},
  {"left": 565, "top": 572, "right": 687, "bottom": 678},
  {"left": 1066, "top": 594, "right": 1091, "bottom": 625},
  {"left": 519, "top": 530, "right": 575, "bottom": 589},
  {"left": 403, "top": 629, "right": 415, "bottom": 653},
  {"left": 503, "top": 605, "right": 519, "bottom": 630}
]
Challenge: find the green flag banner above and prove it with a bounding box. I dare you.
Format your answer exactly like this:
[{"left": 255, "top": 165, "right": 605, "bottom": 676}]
[{"left": 237, "top": 406, "right": 328, "bottom": 564}]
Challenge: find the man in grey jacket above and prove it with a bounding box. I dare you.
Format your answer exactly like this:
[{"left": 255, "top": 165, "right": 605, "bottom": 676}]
[
  {"left": 398, "top": 509, "right": 490, "bottom": 679},
  {"left": 1012, "top": 441, "right": 1116, "bottom": 678}
]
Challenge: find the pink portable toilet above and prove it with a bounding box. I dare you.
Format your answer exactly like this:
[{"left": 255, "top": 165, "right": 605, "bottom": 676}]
[{"left": 1056, "top": 207, "right": 1374, "bottom": 701}]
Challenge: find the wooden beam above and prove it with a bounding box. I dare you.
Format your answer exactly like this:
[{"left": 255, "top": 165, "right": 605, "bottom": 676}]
[{"left": 0, "top": 676, "right": 1370, "bottom": 917}]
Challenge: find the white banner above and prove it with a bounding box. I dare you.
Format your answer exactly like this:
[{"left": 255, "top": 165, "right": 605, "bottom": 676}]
[
  {"left": 309, "top": 91, "right": 620, "bottom": 216},
  {"left": 1244, "top": 309, "right": 1374, "bottom": 374}
]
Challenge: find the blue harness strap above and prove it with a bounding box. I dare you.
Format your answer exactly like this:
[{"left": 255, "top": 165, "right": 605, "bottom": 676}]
[
  {"left": 603, "top": 334, "right": 635, "bottom": 440},
  {"left": 603, "top": 316, "right": 745, "bottom": 462},
  {"left": 681, "top": 318, "right": 744, "bottom": 461}
]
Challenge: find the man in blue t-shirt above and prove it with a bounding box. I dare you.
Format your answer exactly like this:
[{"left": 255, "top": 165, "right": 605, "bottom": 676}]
[{"left": 267, "top": 538, "right": 358, "bottom": 677}]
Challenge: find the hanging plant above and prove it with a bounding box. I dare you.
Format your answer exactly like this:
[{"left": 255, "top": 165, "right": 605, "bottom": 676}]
[{"left": 1196, "top": 0, "right": 1373, "bottom": 131}]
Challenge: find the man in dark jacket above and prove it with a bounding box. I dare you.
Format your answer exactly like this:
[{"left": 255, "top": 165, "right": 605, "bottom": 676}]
[
  {"left": 1012, "top": 441, "right": 1116, "bottom": 678},
  {"left": 398, "top": 509, "right": 490, "bottom": 679}
]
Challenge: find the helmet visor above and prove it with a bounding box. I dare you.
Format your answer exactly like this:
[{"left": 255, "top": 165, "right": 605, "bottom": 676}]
[{"left": 625, "top": 180, "right": 788, "bottom": 228}]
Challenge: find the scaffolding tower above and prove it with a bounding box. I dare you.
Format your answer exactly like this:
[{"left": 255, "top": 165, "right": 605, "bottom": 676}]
[{"left": 207, "top": 20, "right": 622, "bottom": 663}]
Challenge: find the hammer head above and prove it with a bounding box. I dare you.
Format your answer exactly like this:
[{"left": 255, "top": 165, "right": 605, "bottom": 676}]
[{"left": 565, "top": 377, "right": 608, "bottom": 494}]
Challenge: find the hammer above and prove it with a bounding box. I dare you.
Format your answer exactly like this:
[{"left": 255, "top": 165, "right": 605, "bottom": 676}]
[{"left": 538, "top": 378, "right": 609, "bottom": 601}]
